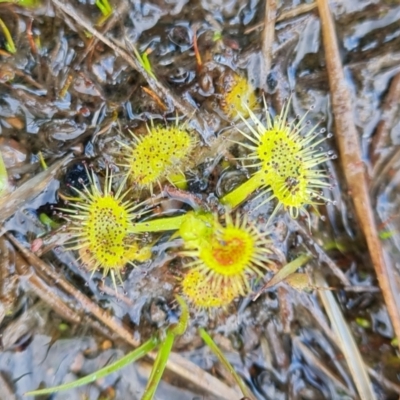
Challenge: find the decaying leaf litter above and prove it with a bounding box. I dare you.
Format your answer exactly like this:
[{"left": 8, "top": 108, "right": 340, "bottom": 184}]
[{"left": 0, "top": 0, "right": 400, "bottom": 399}]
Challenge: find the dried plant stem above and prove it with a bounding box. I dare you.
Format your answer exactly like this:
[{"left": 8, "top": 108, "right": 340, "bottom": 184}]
[
  {"left": 300, "top": 294, "right": 400, "bottom": 395},
  {"left": 245, "top": 2, "right": 317, "bottom": 34},
  {"left": 278, "top": 2, "right": 316, "bottom": 22},
  {"left": 317, "top": 0, "right": 400, "bottom": 349},
  {"left": 6, "top": 232, "right": 140, "bottom": 348},
  {"left": 75, "top": 1, "right": 129, "bottom": 66},
  {"left": 15, "top": 252, "right": 81, "bottom": 325},
  {"left": 14, "top": 250, "right": 119, "bottom": 340},
  {"left": 315, "top": 272, "right": 376, "bottom": 400},
  {"left": 370, "top": 146, "right": 400, "bottom": 198},
  {"left": 261, "top": 0, "right": 277, "bottom": 86},
  {"left": 367, "top": 367, "right": 400, "bottom": 395}
]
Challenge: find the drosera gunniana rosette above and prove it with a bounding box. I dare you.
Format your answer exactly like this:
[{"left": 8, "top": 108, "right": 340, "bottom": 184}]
[
  {"left": 216, "top": 71, "right": 258, "bottom": 120},
  {"left": 181, "top": 269, "right": 240, "bottom": 309},
  {"left": 127, "top": 208, "right": 272, "bottom": 308},
  {"left": 59, "top": 166, "right": 152, "bottom": 291},
  {"left": 180, "top": 212, "right": 272, "bottom": 299},
  {"left": 221, "top": 97, "right": 335, "bottom": 222},
  {"left": 118, "top": 119, "right": 196, "bottom": 193}
]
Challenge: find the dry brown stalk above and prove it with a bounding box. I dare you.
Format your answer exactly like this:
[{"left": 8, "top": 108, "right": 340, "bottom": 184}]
[
  {"left": 316, "top": 0, "right": 400, "bottom": 350},
  {"left": 316, "top": 272, "right": 376, "bottom": 399},
  {"left": 261, "top": 0, "right": 277, "bottom": 87},
  {"left": 299, "top": 293, "right": 400, "bottom": 395},
  {"left": 15, "top": 255, "right": 82, "bottom": 326},
  {"left": 245, "top": 2, "right": 317, "bottom": 34}
]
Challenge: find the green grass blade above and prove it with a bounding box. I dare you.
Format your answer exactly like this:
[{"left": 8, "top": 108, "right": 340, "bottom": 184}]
[
  {"left": 199, "top": 328, "right": 256, "bottom": 400},
  {"left": 0, "top": 0, "right": 39, "bottom": 6},
  {"left": 131, "top": 46, "right": 156, "bottom": 79},
  {"left": 141, "top": 296, "right": 189, "bottom": 400},
  {"left": 17, "top": 0, "right": 40, "bottom": 6},
  {"left": 0, "top": 17, "right": 16, "bottom": 54},
  {"left": 0, "top": 151, "right": 8, "bottom": 197},
  {"left": 141, "top": 330, "right": 175, "bottom": 400},
  {"left": 264, "top": 253, "right": 311, "bottom": 289},
  {"left": 25, "top": 336, "right": 159, "bottom": 396},
  {"left": 95, "top": 0, "right": 113, "bottom": 16}
]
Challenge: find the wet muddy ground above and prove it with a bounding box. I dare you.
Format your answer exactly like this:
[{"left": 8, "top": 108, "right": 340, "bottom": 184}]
[{"left": 0, "top": 0, "right": 400, "bottom": 399}]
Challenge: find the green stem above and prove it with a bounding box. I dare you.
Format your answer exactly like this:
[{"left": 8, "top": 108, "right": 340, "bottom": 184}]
[
  {"left": 95, "top": 0, "right": 112, "bottom": 16},
  {"left": 198, "top": 328, "right": 256, "bottom": 400},
  {"left": 0, "top": 150, "right": 8, "bottom": 197},
  {"left": 0, "top": 17, "right": 16, "bottom": 53},
  {"left": 0, "top": 0, "right": 40, "bottom": 6},
  {"left": 220, "top": 172, "right": 264, "bottom": 209},
  {"left": 142, "top": 331, "right": 175, "bottom": 400},
  {"left": 25, "top": 337, "right": 159, "bottom": 396},
  {"left": 170, "top": 295, "right": 189, "bottom": 336},
  {"left": 141, "top": 296, "right": 189, "bottom": 400},
  {"left": 129, "top": 214, "right": 186, "bottom": 234}
]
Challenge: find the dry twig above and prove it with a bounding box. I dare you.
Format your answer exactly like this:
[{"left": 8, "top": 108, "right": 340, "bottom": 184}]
[
  {"left": 367, "top": 367, "right": 400, "bottom": 395},
  {"left": 245, "top": 2, "right": 317, "bottom": 34},
  {"left": 13, "top": 250, "right": 121, "bottom": 340},
  {"left": 261, "top": 0, "right": 277, "bottom": 88},
  {"left": 299, "top": 292, "right": 400, "bottom": 396},
  {"left": 315, "top": 272, "right": 376, "bottom": 399},
  {"left": 16, "top": 254, "right": 81, "bottom": 325},
  {"left": 317, "top": 0, "right": 400, "bottom": 350}
]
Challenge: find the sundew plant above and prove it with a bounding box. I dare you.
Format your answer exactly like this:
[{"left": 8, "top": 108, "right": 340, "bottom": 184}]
[
  {"left": 222, "top": 98, "right": 334, "bottom": 222},
  {"left": 217, "top": 72, "right": 258, "bottom": 120},
  {"left": 181, "top": 269, "right": 240, "bottom": 309},
  {"left": 180, "top": 212, "right": 272, "bottom": 297},
  {"left": 119, "top": 120, "right": 195, "bottom": 192},
  {"left": 59, "top": 167, "right": 151, "bottom": 290}
]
